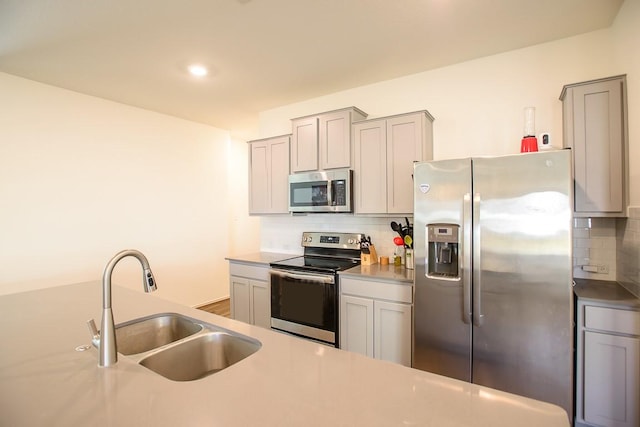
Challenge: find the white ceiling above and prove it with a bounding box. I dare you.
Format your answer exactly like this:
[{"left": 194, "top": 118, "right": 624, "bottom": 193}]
[{"left": 0, "top": 0, "right": 624, "bottom": 135}]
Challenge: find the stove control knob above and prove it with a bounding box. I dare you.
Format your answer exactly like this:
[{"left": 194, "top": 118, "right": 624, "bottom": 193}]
[
  {"left": 348, "top": 238, "right": 355, "bottom": 244},
  {"left": 304, "top": 236, "right": 312, "bottom": 243}
]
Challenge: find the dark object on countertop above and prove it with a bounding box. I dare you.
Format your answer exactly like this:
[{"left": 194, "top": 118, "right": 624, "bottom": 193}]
[{"left": 360, "top": 235, "right": 372, "bottom": 254}]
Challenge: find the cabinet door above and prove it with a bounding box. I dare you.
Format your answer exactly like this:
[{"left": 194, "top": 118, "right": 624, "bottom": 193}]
[
  {"left": 230, "top": 276, "right": 250, "bottom": 323},
  {"left": 374, "top": 300, "right": 412, "bottom": 367},
  {"left": 571, "top": 78, "right": 624, "bottom": 214},
  {"left": 386, "top": 113, "right": 425, "bottom": 214},
  {"left": 340, "top": 295, "right": 374, "bottom": 357},
  {"left": 249, "top": 136, "right": 290, "bottom": 214},
  {"left": 291, "top": 116, "right": 318, "bottom": 172},
  {"left": 250, "top": 279, "right": 271, "bottom": 329},
  {"left": 353, "top": 119, "right": 387, "bottom": 214},
  {"left": 249, "top": 141, "right": 270, "bottom": 214},
  {"left": 268, "top": 136, "right": 290, "bottom": 213},
  {"left": 584, "top": 331, "right": 640, "bottom": 427},
  {"left": 319, "top": 110, "right": 351, "bottom": 170}
]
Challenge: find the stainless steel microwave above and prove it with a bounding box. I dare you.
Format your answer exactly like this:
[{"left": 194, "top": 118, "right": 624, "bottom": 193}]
[{"left": 288, "top": 169, "right": 353, "bottom": 213}]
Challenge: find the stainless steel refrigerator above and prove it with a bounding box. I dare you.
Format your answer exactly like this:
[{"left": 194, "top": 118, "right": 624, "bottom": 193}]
[{"left": 413, "top": 150, "right": 573, "bottom": 419}]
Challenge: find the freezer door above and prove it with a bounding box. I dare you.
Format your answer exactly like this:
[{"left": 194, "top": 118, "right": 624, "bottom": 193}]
[
  {"left": 413, "top": 158, "right": 472, "bottom": 381},
  {"left": 471, "top": 150, "right": 573, "bottom": 418}
]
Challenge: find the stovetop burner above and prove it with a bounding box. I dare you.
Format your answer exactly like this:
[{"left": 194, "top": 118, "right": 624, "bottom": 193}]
[
  {"left": 270, "top": 231, "right": 363, "bottom": 273},
  {"left": 271, "top": 255, "right": 360, "bottom": 273}
]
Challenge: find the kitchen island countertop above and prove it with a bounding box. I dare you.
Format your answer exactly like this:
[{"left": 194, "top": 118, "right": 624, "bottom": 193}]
[{"left": 0, "top": 281, "right": 570, "bottom": 427}]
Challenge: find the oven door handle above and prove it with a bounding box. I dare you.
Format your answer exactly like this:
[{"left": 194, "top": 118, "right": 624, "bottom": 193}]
[{"left": 270, "top": 269, "right": 335, "bottom": 284}]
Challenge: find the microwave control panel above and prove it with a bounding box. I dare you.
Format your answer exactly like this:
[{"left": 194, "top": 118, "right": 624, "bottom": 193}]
[{"left": 333, "top": 180, "right": 346, "bottom": 206}]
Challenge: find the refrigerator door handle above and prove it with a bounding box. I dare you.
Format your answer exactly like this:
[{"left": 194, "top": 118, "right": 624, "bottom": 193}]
[
  {"left": 472, "top": 193, "right": 484, "bottom": 326},
  {"left": 462, "top": 193, "right": 472, "bottom": 324}
]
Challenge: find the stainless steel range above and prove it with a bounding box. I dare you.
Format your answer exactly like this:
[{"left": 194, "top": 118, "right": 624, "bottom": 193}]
[{"left": 269, "top": 232, "right": 362, "bottom": 347}]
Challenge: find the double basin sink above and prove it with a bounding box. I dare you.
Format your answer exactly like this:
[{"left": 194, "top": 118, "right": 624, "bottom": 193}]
[{"left": 112, "top": 313, "right": 261, "bottom": 381}]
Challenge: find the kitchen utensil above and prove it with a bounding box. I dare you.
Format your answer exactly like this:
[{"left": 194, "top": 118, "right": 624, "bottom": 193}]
[
  {"left": 393, "top": 236, "right": 404, "bottom": 246},
  {"left": 361, "top": 236, "right": 370, "bottom": 254},
  {"left": 404, "top": 235, "right": 413, "bottom": 248},
  {"left": 390, "top": 221, "right": 403, "bottom": 237}
]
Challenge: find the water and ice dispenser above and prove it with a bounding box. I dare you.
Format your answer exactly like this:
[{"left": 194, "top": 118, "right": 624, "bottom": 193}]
[{"left": 426, "top": 224, "right": 460, "bottom": 279}]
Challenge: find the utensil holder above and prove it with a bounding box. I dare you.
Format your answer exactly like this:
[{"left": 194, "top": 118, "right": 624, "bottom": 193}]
[{"left": 361, "top": 245, "right": 378, "bottom": 265}]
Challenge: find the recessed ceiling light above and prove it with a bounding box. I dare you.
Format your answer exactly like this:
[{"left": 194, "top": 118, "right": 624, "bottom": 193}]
[{"left": 188, "top": 64, "right": 208, "bottom": 77}]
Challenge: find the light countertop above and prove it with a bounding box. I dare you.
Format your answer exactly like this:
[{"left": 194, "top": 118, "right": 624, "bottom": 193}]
[
  {"left": 574, "top": 278, "right": 640, "bottom": 308},
  {"left": 0, "top": 281, "right": 570, "bottom": 427},
  {"left": 225, "top": 251, "right": 299, "bottom": 266},
  {"left": 341, "top": 263, "right": 414, "bottom": 284}
]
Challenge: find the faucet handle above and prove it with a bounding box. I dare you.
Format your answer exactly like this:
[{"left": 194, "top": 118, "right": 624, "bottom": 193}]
[{"left": 87, "top": 319, "right": 100, "bottom": 347}]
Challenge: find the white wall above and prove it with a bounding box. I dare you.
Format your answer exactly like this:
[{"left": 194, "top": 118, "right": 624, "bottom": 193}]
[
  {"left": 611, "top": 0, "right": 640, "bottom": 207},
  {"left": 257, "top": 4, "right": 639, "bottom": 255},
  {"left": 259, "top": 30, "right": 617, "bottom": 159},
  {"left": 0, "top": 73, "right": 242, "bottom": 306},
  {"left": 226, "top": 136, "right": 262, "bottom": 256}
]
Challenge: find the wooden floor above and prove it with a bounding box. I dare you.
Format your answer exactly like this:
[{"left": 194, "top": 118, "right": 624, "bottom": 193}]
[{"left": 197, "top": 298, "right": 230, "bottom": 318}]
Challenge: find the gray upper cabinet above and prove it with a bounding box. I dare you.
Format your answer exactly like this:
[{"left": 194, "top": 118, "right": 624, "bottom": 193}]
[
  {"left": 290, "top": 116, "right": 318, "bottom": 172},
  {"left": 290, "top": 107, "right": 367, "bottom": 172},
  {"left": 248, "top": 135, "right": 290, "bottom": 215},
  {"left": 353, "top": 111, "right": 434, "bottom": 214},
  {"left": 561, "top": 75, "right": 628, "bottom": 217}
]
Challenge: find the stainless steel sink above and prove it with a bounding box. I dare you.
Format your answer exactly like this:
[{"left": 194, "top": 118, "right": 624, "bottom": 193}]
[
  {"left": 139, "top": 331, "right": 262, "bottom": 381},
  {"left": 115, "top": 313, "right": 202, "bottom": 355}
]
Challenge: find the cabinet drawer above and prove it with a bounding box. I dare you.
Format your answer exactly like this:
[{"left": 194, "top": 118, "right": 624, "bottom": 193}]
[
  {"left": 229, "top": 263, "right": 270, "bottom": 281},
  {"left": 585, "top": 306, "right": 640, "bottom": 336},
  {"left": 341, "top": 277, "right": 412, "bottom": 303}
]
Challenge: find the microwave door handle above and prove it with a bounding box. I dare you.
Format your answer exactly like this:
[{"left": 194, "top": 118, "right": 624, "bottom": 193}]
[{"left": 327, "top": 179, "right": 333, "bottom": 206}]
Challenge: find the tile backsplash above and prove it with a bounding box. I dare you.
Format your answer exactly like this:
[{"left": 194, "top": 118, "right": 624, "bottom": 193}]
[
  {"left": 571, "top": 209, "right": 640, "bottom": 297},
  {"left": 618, "top": 207, "right": 640, "bottom": 297},
  {"left": 260, "top": 215, "right": 413, "bottom": 261},
  {"left": 572, "top": 217, "right": 617, "bottom": 281}
]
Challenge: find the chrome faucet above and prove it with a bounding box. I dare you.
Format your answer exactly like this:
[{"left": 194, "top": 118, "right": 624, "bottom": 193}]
[{"left": 87, "top": 249, "right": 157, "bottom": 367}]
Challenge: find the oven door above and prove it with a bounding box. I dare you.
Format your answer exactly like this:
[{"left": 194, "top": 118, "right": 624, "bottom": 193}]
[{"left": 270, "top": 268, "right": 337, "bottom": 345}]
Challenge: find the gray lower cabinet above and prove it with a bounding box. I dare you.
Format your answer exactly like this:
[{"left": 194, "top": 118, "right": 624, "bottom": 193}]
[
  {"left": 353, "top": 111, "right": 434, "bottom": 214},
  {"left": 248, "top": 135, "right": 290, "bottom": 215},
  {"left": 560, "top": 75, "right": 628, "bottom": 217},
  {"left": 229, "top": 262, "right": 271, "bottom": 329},
  {"left": 339, "top": 276, "right": 412, "bottom": 367},
  {"left": 575, "top": 300, "right": 640, "bottom": 427}
]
